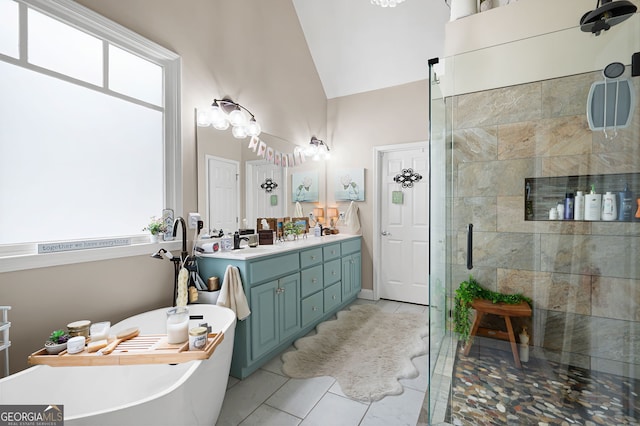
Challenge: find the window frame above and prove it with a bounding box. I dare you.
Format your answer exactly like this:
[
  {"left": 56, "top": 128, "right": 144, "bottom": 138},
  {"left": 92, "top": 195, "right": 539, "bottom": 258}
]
[{"left": 0, "top": 0, "right": 182, "bottom": 273}]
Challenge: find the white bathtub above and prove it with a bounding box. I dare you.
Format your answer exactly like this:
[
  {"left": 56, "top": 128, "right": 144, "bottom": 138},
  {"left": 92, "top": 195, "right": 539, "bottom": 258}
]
[{"left": 0, "top": 304, "right": 236, "bottom": 426}]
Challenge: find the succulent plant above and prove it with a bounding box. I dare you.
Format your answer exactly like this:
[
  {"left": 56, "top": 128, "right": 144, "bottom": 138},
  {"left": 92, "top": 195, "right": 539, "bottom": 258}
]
[{"left": 48, "top": 329, "right": 70, "bottom": 344}]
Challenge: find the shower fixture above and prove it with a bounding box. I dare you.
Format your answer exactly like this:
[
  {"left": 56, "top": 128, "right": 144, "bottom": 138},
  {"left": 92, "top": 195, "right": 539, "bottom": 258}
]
[{"left": 580, "top": 0, "right": 637, "bottom": 36}]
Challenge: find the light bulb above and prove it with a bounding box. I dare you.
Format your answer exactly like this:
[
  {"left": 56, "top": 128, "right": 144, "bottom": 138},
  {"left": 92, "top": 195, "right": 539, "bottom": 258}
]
[
  {"left": 232, "top": 125, "right": 248, "bottom": 139},
  {"left": 305, "top": 144, "right": 318, "bottom": 157},
  {"left": 247, "top": 119, "right": 261, "bottom": 137},
  {"left": 210, "top": 104, "right": 226, "bottom": 124},
  {"left": 213, "top": 119, "right": 229, "bottom": 130},
  {"left": 196, "top": 109, "right": 212, "bottom": 127},
  {"left": 228, "top": 109, "right": 246, "bottom": 127},
  {"left": 323, "top": 150, "right": 331, "bottom": 160}
]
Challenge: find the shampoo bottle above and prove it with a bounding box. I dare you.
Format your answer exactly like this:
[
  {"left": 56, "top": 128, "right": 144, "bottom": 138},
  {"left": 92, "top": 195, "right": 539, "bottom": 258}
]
[
  {"left": 574, "top": 190, "right": 585, "bottom": 220},
  {"left": 601, "top": 191, "right": 617, "bottom": 221},
  {"left": 584, "top": 184, "right": 602, "bottom": 221},
  {"left": 564, "top": 193, "right": 574, "bottom": 220},
  {"left": 618, "top": 184, "right": 634, "bottom": 221}
]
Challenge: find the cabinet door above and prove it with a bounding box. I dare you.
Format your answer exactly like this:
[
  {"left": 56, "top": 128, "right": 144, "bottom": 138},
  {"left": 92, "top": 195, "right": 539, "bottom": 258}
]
[
  {"left": 278, "top": 273, "right": 301, "bottom": 343},
  {"left": 250, "top": 280, "right": 279, "bottom": 360},
  {"left": 342, "top": 253, "right": 362, "bottom": 299}
]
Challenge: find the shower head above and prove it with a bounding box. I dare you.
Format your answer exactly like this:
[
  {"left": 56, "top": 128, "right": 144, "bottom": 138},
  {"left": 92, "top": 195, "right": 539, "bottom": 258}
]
[
  {"left": 150, "top": 248, "right": 173, "bottom": 260},
  {"left": 580, "top": 0, "right": 637, "bottom": 36}
]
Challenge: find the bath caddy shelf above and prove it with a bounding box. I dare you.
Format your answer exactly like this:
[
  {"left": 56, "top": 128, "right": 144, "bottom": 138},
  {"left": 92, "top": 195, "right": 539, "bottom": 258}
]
[{"left": 27, "top": 332, "right": 224, "bottom": 367}]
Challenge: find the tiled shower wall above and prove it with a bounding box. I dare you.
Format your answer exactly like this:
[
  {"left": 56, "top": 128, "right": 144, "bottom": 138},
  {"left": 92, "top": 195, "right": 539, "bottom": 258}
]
[{"left": 449, "top": 70, "right": 640, "bottom": 378}]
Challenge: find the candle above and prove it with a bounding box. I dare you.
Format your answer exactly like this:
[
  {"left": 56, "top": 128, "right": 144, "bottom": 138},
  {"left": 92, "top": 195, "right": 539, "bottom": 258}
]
[{"left": 166, "top": 307, "right": 189, "bottom": 344}]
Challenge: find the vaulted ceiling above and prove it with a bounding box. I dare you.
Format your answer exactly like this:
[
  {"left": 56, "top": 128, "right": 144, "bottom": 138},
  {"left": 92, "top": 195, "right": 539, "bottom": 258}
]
[{"left": 292, "top": 0, "right": 450, "bottom": 99}]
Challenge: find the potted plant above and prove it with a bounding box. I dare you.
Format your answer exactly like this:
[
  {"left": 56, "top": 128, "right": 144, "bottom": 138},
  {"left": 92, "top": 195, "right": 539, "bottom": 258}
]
[
  {"left": 453, "top": 275, "right": 532, "bottom": 347},
  {"left": 143, "top": 216, "right": 167, "bottom": 242},
  {"left": 45, "top": 329, "right": 70, "bottom": 354}
]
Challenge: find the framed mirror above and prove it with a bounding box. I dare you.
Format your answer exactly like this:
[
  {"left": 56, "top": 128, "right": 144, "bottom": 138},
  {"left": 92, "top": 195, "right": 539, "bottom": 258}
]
[{"left": 196, "top": 116, "right": 326, "bottom": 235}]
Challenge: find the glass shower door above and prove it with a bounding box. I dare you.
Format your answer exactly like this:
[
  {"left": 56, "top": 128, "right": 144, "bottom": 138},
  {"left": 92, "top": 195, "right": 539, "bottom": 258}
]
[{"left": 428, "top": 20, "right": 639, "bottom": 425}]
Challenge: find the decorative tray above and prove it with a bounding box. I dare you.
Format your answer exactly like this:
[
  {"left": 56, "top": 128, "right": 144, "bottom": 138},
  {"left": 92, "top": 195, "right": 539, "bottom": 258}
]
[{"left": 28, "top": 332, "right": 224, "bottom": 367}]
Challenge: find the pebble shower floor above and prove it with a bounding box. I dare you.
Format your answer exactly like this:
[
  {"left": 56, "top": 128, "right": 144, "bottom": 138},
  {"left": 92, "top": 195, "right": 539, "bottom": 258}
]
[{"left": 447, "top": 343, "right": 639, "bottom": 425}]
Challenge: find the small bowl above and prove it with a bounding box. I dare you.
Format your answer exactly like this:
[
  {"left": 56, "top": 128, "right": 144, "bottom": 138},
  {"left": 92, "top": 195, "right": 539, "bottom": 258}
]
[{"left": 44, "top": 341, "right": 67, "bottom": 355}]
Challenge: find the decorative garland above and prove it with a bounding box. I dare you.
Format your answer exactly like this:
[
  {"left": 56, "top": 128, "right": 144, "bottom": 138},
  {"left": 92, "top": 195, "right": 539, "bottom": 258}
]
[{"left": 453, "top": 275, "right": 533, "bottom": 345}]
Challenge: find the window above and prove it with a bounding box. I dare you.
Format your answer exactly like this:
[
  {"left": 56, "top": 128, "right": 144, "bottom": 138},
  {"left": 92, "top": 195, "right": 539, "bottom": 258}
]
[{"left": 0, "top": 0, "right": 181, "bottom": 272}]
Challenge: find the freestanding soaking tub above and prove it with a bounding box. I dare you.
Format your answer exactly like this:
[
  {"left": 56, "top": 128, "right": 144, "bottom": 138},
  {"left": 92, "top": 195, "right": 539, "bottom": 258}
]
[{"left": 0, "top": 304, "right": 236, "bottom": 425}]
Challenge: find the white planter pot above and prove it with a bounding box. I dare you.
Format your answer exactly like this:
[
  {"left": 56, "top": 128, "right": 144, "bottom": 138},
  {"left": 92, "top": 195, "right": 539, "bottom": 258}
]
[{"left": 450, "top": 0, "right": 477, "bottom": 21}]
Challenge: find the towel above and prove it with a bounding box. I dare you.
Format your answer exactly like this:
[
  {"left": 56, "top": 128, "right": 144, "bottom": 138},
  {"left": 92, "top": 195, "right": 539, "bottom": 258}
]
[
  {"left": 216, "top": 265, "right": 251, "bottom": 320},
  {"left": 344, "top": 201, "right": 361, "bottom": 235},
  {"left": 294, "top": 201, "right": 304, "bottom": 217}
]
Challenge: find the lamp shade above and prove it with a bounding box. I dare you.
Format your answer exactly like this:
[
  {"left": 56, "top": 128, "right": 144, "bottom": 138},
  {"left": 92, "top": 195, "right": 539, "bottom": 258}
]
[
  {"left": 313, "top": 207, "right": 324, "bottom": 218},
  {"left": 327, "top": 208, "right": 338, "bottom": 218}
]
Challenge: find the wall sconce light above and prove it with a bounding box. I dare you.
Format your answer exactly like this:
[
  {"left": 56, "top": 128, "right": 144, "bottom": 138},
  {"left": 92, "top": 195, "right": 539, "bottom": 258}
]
[
  {"left": 304, "top": 136, "right": 331, "bottom": 161},
  {"left": 312, "top": 207, "right": 324, "bottom": 224},
  {"left": 196, "top": 97, "right": 261, "bottom": 139},
  {"left": 326, "top": 207, "right": 338, "bottom": 228}
]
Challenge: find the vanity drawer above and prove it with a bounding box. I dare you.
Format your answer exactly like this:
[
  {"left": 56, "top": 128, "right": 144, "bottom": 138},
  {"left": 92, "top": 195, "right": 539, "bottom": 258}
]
[
  {"left": 300, "top": 247, "right": 323, "bottom": 268},
  {"left": 249, "top": 253, "right": 299, "bottom": 284},
  {"left": 323, "top": 243, "right": 341, "bottom": 261},
  {"left": 323, "top": 259, "right": 341, "bottom": 286},
  {"left": 300, "top": 265, "right": 323, "bottom": 298},
  {"left": 324, "top": 282, "right": 342, "bottom": 313},
  {"left": 301, "top": 291, "right": 324, "bottom": 327},
  {"left": 341, "top": 238, "right": 361, "bottom": 255}
]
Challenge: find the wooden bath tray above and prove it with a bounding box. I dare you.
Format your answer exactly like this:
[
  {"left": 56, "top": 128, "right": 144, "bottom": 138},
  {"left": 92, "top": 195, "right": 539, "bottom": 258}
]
[{"left": 28, "top": 332, "right": 224, "bottom": 367}]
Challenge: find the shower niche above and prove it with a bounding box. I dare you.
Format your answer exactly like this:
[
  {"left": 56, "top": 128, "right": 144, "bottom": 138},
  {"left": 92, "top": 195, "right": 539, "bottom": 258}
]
[{"left": 524, "top": 172, "right": 640, "bottom": 221}]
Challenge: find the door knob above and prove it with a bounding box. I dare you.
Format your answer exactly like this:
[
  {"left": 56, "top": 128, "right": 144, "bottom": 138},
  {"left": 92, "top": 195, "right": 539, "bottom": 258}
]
[{"left": 381, "top": 231, "right": 392, "bottom": 236}]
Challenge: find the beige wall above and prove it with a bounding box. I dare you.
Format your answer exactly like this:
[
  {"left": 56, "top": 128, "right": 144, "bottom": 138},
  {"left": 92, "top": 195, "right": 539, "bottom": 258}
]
[
  {"left": 2, "top": 0, "right": 327, "bottom": 373},
  {"left": 327, "top": 80, "right": 430, "bottom": 291}
]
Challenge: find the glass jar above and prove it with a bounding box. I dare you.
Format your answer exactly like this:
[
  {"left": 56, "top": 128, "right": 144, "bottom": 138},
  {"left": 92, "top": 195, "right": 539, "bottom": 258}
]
[{"left": 166, "top": 306, "right": 189, "bottom": 344}]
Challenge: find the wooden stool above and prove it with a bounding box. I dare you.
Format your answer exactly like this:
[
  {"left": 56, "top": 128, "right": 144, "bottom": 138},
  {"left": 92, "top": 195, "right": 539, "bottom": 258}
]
[{"left": 462, "top": 298, "right": 532, "bottom": 368}]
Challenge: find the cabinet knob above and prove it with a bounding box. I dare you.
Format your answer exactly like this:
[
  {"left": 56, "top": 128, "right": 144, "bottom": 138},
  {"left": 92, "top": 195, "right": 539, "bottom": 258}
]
[
  {"left": 311, "top": 255, "right": 316, "bottom": 260},
  {"left": 332, "top": 271, "right": 337, "bottom": 275},
  {"left": 312, "top": 306, "right": 319, "bottom": 311},
  {"left": 312, "top": 278, "right": 318, "bottom": 283},
  {"left": 332, "top": 295, "right": 337, "bottom": 300}
]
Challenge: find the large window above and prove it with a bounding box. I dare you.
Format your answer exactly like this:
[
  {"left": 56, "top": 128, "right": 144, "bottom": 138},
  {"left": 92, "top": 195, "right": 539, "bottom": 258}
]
[{"left": 0, "top": 0, "right": 181, "bottom": 271}]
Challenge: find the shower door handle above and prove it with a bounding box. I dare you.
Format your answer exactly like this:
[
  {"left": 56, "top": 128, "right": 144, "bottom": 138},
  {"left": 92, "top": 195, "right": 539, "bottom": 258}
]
[{"left": 466, "top": 223, "right": 473, "bottom": 270}]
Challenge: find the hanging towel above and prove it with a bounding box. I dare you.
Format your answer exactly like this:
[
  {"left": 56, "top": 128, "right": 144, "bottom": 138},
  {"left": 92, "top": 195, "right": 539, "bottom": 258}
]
[
  {"left": 294, "top": 201, "right": 304, "bottom": 217},
  {"left": 216, "top": 265, "right": 251, "bottom": 320},
  {"left": 344, "top": 201, "right": 361, "bottom": 235}
]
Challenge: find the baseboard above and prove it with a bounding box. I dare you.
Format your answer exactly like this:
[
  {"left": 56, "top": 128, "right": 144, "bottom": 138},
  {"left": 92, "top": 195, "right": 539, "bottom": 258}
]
[{"left": 358, "top": 289, "right": 374, "bottom": 300}]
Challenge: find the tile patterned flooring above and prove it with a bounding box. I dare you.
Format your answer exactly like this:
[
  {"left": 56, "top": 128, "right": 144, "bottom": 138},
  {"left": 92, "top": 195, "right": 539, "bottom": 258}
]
[
  {"left": 215, "top": 299, "right": 429, "bottom": 426},
  {"left": 448, "top": 342, "right": 640, "bottom": 425}
]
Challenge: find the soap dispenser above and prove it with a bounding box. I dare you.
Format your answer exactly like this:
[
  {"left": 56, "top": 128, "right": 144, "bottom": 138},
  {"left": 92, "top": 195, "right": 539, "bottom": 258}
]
[
  {"left": 584, "top": 184, "right": 602, "bottom": 221},
  {"left": 314, "top": 222, "right": 322, "bottom": 237}
]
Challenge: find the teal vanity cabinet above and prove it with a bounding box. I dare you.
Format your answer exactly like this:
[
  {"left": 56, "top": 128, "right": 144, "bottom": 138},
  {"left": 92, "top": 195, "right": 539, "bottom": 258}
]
[{"left": 196, "top": 235, "right": 362, "bottom": 379}]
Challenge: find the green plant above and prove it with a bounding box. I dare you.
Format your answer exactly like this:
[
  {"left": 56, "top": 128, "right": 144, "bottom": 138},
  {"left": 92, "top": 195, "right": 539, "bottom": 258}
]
[
  {"left": 143, "top": 216, "right": 167, "bottom": 235},
  {"left": 453, "top": 275, "right": 532, "bottom": 345},
  {"left": 48, "top": 329, "right": 69, "bottom": 344}
]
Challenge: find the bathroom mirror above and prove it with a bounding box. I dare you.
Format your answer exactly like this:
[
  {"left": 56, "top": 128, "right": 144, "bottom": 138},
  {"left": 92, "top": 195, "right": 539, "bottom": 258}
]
[{"left": 196, "top": 121, "right": 326, "bottom": 234}]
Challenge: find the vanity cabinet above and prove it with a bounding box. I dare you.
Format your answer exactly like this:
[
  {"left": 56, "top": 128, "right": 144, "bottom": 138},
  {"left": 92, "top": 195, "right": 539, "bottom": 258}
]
[{"left": 196, "top": 235, "right": 362, "bottom": 379}]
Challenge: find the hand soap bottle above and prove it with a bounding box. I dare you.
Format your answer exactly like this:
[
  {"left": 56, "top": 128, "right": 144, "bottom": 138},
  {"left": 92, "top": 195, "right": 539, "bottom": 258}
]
[
  {"left": 601, "top": 191, "right": 617, "bottom": 221},
  {"left": 584, "top": 184, "right": 602, "bottom": 221}
]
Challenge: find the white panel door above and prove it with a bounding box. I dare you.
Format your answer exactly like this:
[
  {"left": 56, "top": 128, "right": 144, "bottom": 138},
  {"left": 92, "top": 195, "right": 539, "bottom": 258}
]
[
  {"left": 380, "top": 148, "right": 429, "bottom": 305},
  {"left": 206, "top": 156, "right": 238, "bottom": 235},
  {"left": 246, "top": 160, "right": 285, "bottom": 229}
]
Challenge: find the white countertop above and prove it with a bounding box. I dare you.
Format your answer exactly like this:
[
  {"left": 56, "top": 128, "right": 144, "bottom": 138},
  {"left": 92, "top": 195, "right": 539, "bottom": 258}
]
[{"left": 196, "top": 233, "right": 360, "bottom": 261}]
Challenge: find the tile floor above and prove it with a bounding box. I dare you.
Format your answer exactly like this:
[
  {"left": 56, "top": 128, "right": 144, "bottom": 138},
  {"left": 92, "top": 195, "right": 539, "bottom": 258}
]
[{"left": 215, "top": 299, "right": 429, "bottom": 426}]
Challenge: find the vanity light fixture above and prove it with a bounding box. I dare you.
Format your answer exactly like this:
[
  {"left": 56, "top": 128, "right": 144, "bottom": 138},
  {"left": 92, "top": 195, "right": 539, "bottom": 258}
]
[
  {"left": 196, "top": 98, "right": 261, "bottom": 139},
  {"left": 305, "top": 136, "right": 331, "bottom": 161}
]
